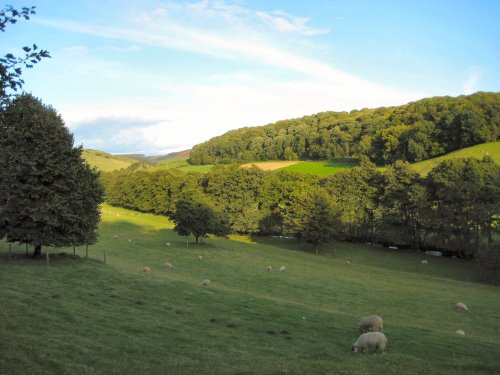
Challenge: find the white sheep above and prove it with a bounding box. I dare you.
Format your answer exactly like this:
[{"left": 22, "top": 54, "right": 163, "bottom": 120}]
[
  {"left": 345, "top": 260, "right": 351, "bottom": 265},
  {"left": 198, "top": 255, "right": 203, "bottom": 260},
  {"left": 165, "top": 242, "right": 171, "bottom": 247},
  {"left": 128, "top": 238, "right": 132, "bottom": 243},
  {"left": 202, "top": 279, "right": 211, "bottom": 286},
  {"left": 267, "top": 265, "right": 272, "bottom": 272},
  {"left": 421, "top": 259, "right": 428, "bottom": 264},
  {"left": 112, "top": 234, "right": 118, "bottom": 239},
  {"left": 279, "top": 266, "right": 286, "bottom": 272},
  {"left": 455, "top": 330, "right": 465, "bottom": 336},
  {"left": 352, "top": 332, "right": 387, "bottom": 354},
  {"left": 358, "top": 315, "right": 384, "bottom": 333},
  {"left": 164, "top": 261, "right": 173, "bottom": 269},
  {"left": 142, "top": 266, "right": 151, "bottom": 273},
  {"left": 456, "top": 302, "right": 469, "bottom": 313}
]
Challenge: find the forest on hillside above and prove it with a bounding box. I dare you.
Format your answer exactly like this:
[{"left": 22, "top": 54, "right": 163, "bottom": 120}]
[{"left": 190, "top": 92, "right": 500, "bottom": 165}]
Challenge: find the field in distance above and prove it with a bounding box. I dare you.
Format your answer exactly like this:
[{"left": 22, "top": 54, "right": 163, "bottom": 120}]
[
  {"left": 82, "top": 149, "right": 137, "bottom": 172},
  {"left": 0, "top": 204, "right": 498, "bottom": 374}
]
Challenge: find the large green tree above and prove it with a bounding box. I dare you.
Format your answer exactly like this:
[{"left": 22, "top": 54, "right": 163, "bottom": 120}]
[{"left": 0, "top": 94, "right": 104, "bottom": 256}]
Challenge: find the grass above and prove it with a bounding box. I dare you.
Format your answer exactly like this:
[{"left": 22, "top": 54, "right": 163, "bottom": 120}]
[
  {"left": 411, "top": 142, "right": 500, "bottom": 175},
  {"left": 1, "top": 204, "right": 499, "bottom": 374},
  {"left": 152, "top": 152, "right": 214, "bottom": 173},
  {"left": 281, "top": 160, "right": 359, "bottom": 176},
  {"left": 82, "top": 149, "right": 136, "bottom": 172}
]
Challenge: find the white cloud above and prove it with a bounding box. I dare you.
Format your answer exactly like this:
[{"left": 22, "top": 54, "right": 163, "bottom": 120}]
[
  {"left": 35, "top": 0, "right": 426, "bottom": 154},
  {"left": 462, "top": 70, "right": 482, "bottom": 95}
]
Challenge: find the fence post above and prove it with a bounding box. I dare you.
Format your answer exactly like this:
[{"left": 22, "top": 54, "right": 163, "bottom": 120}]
[
  {"left": 46, "top": 248, "right": 49, "bottom": 266},
  {"left": 86, "top": 244, "right": 89, "bottom": 258}
]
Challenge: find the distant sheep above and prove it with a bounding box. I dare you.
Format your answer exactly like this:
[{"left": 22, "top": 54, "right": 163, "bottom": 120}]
[
  {"left": 455, "top": 330, "right": 465, "bottom": 336},
  {"left": 345, "top": 260, "right": 351, "bottom": 265},
  {"left": 358, "top": 315, "right": 384, "bottom": 333},
  {"left": 198, "top": 255, "right": 203, "bottom": 260},
  {"left": 421, "top": 259, "right": 428, "bottom": 264},
  {"left": 456, "top": 302, "right": 469, "bottom": 313},
  {"left": 267, "top": 265, "right": 272, "bottom": 272},
  {"left": 143, "top": 266, "right": 151, "bottom": 273},
  {"left": 352, "top": 332, "right": 387, "bottom": 354},
  {"left": 112, "top": 234, "right": 118, "bottom": 239},
  {"left": 128, "top": 239, "right": 132, "bottom": 243},
  {"left": 279, "top": 266, "right": 286, "bottom": 272},
  {"left": 165, "top": 242, "right": 171, "bottom": 247},
  {"left": 164, "top": 261, "right": 173, "bottom": 269},
  {"left": 202, "top": 279, "right": 211, "bottom": 286}
]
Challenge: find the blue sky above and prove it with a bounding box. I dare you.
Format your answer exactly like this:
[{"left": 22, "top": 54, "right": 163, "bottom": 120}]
[{"left": 2, "top": 0, "right": 499, "bottom": 154}]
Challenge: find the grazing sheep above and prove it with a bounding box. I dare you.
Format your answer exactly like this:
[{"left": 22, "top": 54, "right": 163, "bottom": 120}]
[
  {"left": 456, "top": 302, "right": 469, "bottom": 313},
  {"left": 352, "top": 332, "right": 387, "bottom": 354},
  {"left": 345, "top": 260, "right": 351, "bottom": 265},
  {"left": 164, "top": 261, "right": 173, "bottom": 269},
  {"left": 143, "top": 266, "right": 151, "bottom": 273},
  {"left": 358, "top": 315, "right": 384, "bottom": 333},
  {"left": 165, "top": 242, "right": 171, "bottom": 247},
  {"left": 128, "top": 239, "right": 132, "bottom": 243},
  {"left": 421, "top": 259, "right": 428, "bottom": 264},
  {"left": 202, "top": 279, "right": 211, "bottom": 286},
  {"left": 279, "top": 266, "right": 286, "bottom": 272},
  {"left": 267, "top": 265, "right": 272, "bottom": 272},
  {"left": 455, "top": 330, "right": 465, "bottom": 336},
  {"left": 198, "top": 255, "right": 203, "bottom": 260},
  {"left": 112, "top": 234, "right": 118, "bottom": 239}
]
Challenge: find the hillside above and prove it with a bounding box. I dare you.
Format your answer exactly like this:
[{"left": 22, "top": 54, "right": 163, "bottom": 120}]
[
  {"left": 411, "top": 141, "right": 500, "bottom": 175},
  {"left": 190, "top": 92, "right": 500, "bottom": 166},
  {"left": 1, "top": 204, "right": 499, "bottom": 374},
  {"left": 82, "top": 149, "right": 137, "bottom": 172}
]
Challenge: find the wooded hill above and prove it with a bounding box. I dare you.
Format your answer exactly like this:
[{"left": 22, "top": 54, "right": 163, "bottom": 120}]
[{"left": 190, "top": 92, "right": 500, "bottom": 165}]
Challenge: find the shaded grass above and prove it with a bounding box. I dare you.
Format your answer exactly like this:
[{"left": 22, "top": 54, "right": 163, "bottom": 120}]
[
  {"left": 281, "top": 160, "right": 358, "bottom": 176},
  {"left": 0, "top": 204, "right": 499, "bottom": 374},
  {"left": 82, "top": 149, "right": 135, "bottom": 172}
]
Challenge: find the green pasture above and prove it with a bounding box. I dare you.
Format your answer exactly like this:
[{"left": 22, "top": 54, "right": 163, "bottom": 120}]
[
  {"left": 280, "top": 160, "right": 358, "bottom": 176},
  {"left": 153, "top": 154, "right": 214, "bottom": 173},
  {"left": 82, "top": 149, "right": 135, "bottom": 172},
  {"left": 1, "top": 204, "right": 498, "bottom": 374},
  {"left": 411, "top": 141, "right": 500, "bottom": 175}
]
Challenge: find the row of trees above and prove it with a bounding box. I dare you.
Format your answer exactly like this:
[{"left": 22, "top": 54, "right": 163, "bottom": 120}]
[
  {"left": 102, "top": 157, "right": 499, "bottom": 259},
  {"left": 190, "top": 92, "right": 500, "bottom": 165},
  {"left": 0, "top": 6, "right": 103, "bottom": 257}
]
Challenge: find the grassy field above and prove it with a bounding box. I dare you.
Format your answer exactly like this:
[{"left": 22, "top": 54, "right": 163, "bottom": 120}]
[
  {"left": 411, "top": 142, "right": 500, "bottom": 175},
  {"left": 153, "top": 151, "right": 214, "bottom": 173},
  {"left": 280, "top": 160, "right": 359, "bottom": 176},
  {"left": 82, "top": 149, "right": 136, "bottom": 172},
  {"left": 1, "top": 204, "right": 499, "bottom": 374}
]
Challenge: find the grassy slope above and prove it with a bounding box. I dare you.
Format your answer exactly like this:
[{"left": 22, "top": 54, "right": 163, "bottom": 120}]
[
  {"left": 280, "top": 161, "right": 358, "bottom": 176},
  {"left": 153, "top": 151, "right": 214, "bottom": 173},
  {"left": 82, "top": 149, "right": 136, "bottom": 172},
  {"left": 0, "top": 205, "right": 499, "bottom": 375},
  {"left": 411, "top": 141, "right": 500, "bottom": 175}
]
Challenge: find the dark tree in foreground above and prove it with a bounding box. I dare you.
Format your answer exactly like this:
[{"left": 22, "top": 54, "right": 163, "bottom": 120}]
[
  {"left": 170, "top": 191, "right": 229, "bottom": 243},
  {"left": 0, "top": 5, "right": 50, "bottom": 107},
  {"left": 0, "top": 94, "right": 104, "bottom": 256},
  {"left": 301, "top": 190, "right": 342, "bottom": 255}
]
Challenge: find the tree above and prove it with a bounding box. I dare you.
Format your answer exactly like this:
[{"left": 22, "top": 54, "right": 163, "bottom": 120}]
[
  {"left": 0, "top": 94, "right": 104, "bottom": 256},
  {"left": 170, "top": 191, "right": 229, "bottom": 243},
  {"left": 0, "top": 5, "right": 50, "bottom": 107},
  {"left": 301, "top": 189, "right": 342, "bottom": 255}
]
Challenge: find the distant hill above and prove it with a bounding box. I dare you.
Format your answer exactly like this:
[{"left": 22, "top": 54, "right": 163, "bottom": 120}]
[
  {"left": 82, "top": 149, "right": 137, "bottom": 172},
  {"left": 411, "top": 141, "right": 500, "bottom": 175},
  {"left": 190, "top": 92, "right": 500, "bottom": 166}
]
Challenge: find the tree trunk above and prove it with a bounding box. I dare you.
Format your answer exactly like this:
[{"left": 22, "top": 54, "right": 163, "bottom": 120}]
[
  {"left": 34, "top": 244, "right": 42, "bottom": 257},
  {"left": 195, "top": 236, "right": 199, "bottom": 243}
]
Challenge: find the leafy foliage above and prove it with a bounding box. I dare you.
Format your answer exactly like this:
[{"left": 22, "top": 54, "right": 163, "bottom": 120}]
[
  {"left": 0, "top": 95, "right": 103, "bottom": 255},
  {"left": 190, "top": 92, "right": 500, "bottom": 166}
]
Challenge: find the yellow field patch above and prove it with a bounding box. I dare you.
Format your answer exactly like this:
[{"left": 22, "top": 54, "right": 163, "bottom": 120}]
[{"left": 241, "top": 161, "right": 300, "bottom": 171}]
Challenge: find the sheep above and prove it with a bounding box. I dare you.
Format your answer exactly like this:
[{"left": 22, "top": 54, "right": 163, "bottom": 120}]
[
  {"left": 455, "top": 330, "right": 465, "bottom": 336},
  {"left": 112, "top": 234, "right": 118, "bottom": 239},
  {"left": 165, "top": 242, "right": 171, "bottom": 247},
  {"left": 143, "top": 266, "right": 151, "bottom": 273},
  {"left": 198, "top": 255, "right": 203, "bottom": 260},
  {"left": 279, "top": 266, "right": 286, "bottom": 272},
  {"left": 352, "top": 332, "right": 387, "bottom": 354},
  {"left": 128, "top": 238, "right": 132, "bottom": 243},
  {"left": 358, "top": 315, "right": 384, "bottom": 333},
  {"left": 267, "top": 265, "right": 272, "bottom": 272},
  {"left": 421, "top": 259, "right": 428, "bottom": 264},
  {"left": 202, "top": 279, "right": 211, "bottom": 286},
  {"left": 456, "top": 302, "right": 469, "bottom": 313},
  {"left": 164, "top": 261, "right": 173, "bottom": 269},
  {"left": 345, "top": 260, "right": 351, "bottom": 265}
]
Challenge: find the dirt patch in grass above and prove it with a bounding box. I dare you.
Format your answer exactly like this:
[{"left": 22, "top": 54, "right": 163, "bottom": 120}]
[{"left": 242, "top": 161, "right": 300, "bottom": 171}]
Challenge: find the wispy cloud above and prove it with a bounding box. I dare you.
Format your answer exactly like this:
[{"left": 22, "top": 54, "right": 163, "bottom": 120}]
[{"left": 462, "top": 69, "right": 482, "bottom": 95}]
